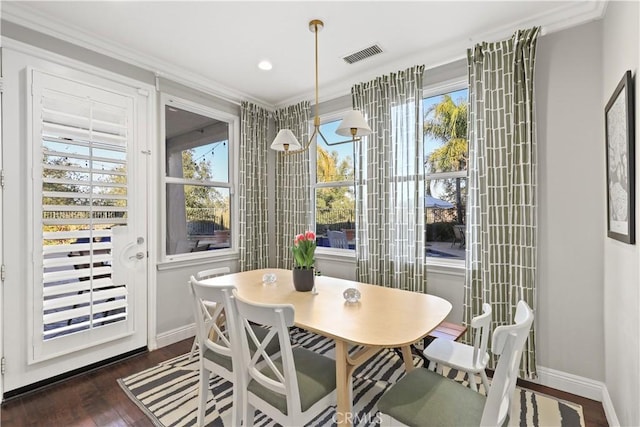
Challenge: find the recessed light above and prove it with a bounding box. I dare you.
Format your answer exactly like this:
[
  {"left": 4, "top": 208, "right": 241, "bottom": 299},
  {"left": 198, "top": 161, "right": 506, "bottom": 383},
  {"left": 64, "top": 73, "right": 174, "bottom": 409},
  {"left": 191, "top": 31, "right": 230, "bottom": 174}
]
[{"left": 258, "top": 60, "right": 273, "bottom": 71}]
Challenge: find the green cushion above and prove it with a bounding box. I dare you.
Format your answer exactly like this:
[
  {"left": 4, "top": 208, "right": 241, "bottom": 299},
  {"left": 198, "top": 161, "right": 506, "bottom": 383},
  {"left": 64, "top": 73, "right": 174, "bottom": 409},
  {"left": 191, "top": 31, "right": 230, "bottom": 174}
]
[
  {"left": 377, "top": 368, "right": 486, "bottom": 427},
  {"left": 203, "top": 347, "right": 233, "bottom": 371},
  {"left": 247, "top": 347, "right": 336, "bottom": 415}
]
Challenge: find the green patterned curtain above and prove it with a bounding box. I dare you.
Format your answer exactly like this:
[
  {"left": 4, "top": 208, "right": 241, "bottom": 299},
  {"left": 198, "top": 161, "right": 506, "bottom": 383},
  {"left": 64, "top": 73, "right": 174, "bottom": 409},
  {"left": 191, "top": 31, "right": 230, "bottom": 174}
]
[
  {"left": 352, "top": 65, "right": 427, "bottom": 293},
  {"left": 273, "top": 101, "right": 311, "bottom": 269},
  {"left": 465, "top": 27, "right": 539, "bottom": 379},
  {"left": 239, "top": 102, "right": 270, "bottom": 271}
]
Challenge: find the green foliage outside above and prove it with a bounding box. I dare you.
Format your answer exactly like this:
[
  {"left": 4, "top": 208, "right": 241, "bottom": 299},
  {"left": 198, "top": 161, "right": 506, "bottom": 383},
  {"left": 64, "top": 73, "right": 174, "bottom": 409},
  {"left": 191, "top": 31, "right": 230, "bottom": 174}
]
[
  {"left": 424, "top": 93, "right": 469, "bottom": 240},
  {"left": 181, "top": 149, "right": 229, "bottom": 229},
  {"left": 316, "top": 147, "right": 355, "bottom": 232},
  {"left": 42, "top": 152, "right": 127, "bottom": 244}
]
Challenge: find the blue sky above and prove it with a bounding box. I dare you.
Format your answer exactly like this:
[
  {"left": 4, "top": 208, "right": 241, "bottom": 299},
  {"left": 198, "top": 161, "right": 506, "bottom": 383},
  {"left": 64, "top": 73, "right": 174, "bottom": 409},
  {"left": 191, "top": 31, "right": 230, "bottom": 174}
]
[{"left": 191, "top": 140, "right": 228, "bottom": 182}]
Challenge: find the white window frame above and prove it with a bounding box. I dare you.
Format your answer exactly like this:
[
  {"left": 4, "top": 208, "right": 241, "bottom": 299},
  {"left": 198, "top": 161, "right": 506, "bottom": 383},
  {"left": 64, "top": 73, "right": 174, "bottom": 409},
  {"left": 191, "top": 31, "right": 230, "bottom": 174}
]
[
  {"left": 311, "top": 76, "right": 469, "bottom": 269},
  {"left": 423, "top": 76, "right": 468, "bottom": 270},
  {"left": 159, "top": 93, "right": 239, "bottom": 263},
  {"left": 312, "top": 109, "right": 356, "bottom": 257}
]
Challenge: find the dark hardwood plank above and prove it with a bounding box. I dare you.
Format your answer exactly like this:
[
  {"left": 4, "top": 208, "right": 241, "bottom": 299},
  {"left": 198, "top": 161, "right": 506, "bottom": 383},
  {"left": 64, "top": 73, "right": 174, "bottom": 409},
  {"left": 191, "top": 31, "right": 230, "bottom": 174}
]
[
  {"left": 1, "top": 339, "right": 191, "bottom": 427},
  {"left": 1, "top": 338, "right": 607, "bottom": 426}
]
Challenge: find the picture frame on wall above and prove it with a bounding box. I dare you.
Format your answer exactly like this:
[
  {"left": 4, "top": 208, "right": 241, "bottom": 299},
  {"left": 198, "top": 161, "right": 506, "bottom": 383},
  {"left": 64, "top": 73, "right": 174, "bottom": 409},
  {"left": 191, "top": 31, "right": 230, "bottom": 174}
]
[{"left": 605, "top": 70, "right": 635, "bottom": 244}]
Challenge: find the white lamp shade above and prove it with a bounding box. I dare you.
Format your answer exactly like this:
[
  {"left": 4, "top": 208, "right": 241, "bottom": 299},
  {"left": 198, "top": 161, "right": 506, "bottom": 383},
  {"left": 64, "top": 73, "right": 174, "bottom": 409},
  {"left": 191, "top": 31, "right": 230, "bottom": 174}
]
[
  {"left": 270, "top": 129, "right": 302, "bottom": 151},
  {"left": 336, "top": 110, "right": 372, "bottom": 137}
]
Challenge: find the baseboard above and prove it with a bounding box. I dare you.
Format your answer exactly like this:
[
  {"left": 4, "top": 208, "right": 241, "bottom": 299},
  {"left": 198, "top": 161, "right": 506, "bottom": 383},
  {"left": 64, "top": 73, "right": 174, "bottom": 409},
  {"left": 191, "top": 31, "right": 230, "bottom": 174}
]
[
  {"left": 601, "top": 385, "right": 621, "bottom": 427},
  {"left": 155, "top": 323, "right": 196, "bottom": 349},
  {"left": 536, "top": 366, "right": 603, "bottom": 401},
  {"left": 536, "top": 366, "right": 622, "bottom": 425}
]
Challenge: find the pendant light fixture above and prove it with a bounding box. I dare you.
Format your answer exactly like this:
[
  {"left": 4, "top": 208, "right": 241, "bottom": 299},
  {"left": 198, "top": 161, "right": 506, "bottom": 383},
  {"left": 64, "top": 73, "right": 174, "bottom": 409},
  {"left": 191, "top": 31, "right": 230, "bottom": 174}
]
[{"left": 271, "top": 19, "right": 372, "bottom": 153}]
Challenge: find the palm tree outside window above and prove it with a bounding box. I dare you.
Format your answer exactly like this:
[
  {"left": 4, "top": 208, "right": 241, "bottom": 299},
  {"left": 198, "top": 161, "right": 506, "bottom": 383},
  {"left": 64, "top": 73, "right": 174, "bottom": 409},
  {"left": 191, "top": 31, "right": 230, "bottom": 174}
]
[
  {"left": 313, "top": 118, "right": 356, "bottom": 250},
  {"left": 423, "top": 88, "right": 469, "bottom": 260}
]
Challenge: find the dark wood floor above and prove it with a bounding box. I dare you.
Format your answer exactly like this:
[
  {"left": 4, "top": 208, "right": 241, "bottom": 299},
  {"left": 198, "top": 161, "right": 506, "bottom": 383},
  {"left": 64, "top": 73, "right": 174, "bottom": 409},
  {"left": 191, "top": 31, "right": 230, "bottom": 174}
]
[{"left": 1, "top": 338, "right": 608, "bottom": 426}]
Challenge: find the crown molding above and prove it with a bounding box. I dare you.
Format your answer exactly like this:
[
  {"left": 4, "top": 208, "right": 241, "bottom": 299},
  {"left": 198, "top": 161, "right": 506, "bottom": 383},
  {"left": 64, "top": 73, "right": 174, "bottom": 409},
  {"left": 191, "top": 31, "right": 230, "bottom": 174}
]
[
  {"left": 1, "top": 2, "right": 275, "bottom": 111},
  {"left": 275, "top": 0, "right": 609, "bottom": 108},
  {"left": 3, "top": 0, "right": 607, "bottom": 110}
]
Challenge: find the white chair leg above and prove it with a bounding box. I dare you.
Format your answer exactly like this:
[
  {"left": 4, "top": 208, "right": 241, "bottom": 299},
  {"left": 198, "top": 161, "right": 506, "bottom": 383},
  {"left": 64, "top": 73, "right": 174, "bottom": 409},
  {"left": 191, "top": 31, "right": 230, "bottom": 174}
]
[
  {"left": 480, "top": 370, "right": 490, "bottom": 394},
  {"left": 468, "top": 373, "right": 478, "bottom": 391},
  {"left": 427, "top": 360, "right": 437, "bottom": 371},
  {"left": 243, "top": 400, "right": 255, "bottom": 427},
  {"left": 197, "top": 367, "right": 209, "bottom": 426},
  {"left": 188, "top": 337, "right": 198, "bottom": 362},
  {"left": 230, "top": 384, "right": 241, "bottom": 427}
]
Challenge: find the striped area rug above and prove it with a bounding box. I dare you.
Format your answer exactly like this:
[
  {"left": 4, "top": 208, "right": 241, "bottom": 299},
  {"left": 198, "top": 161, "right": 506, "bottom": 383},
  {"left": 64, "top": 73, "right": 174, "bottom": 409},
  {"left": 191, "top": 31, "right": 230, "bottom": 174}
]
[{"left": 118, "top": 329, "right": 584, "bottom": 426}]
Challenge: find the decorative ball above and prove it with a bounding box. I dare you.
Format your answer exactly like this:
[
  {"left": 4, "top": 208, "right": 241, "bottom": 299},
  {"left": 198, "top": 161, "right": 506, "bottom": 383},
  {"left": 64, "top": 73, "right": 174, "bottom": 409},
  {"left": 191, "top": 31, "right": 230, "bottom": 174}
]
[{"left": 343, "top": 287, "right": 361, "bottom": 303}]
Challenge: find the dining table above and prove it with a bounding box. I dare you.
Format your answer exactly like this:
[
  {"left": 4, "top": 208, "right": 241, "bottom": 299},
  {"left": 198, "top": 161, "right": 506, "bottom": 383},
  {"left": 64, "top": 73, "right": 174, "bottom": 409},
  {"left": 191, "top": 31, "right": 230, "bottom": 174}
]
[{"left": 201, "top": 268, "right": 452, "bottom": 427}]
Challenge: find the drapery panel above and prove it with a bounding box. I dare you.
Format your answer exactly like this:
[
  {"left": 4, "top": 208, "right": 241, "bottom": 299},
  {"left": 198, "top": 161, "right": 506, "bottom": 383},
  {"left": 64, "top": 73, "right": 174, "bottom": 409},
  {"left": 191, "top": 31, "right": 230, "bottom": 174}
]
[
  {"left": 352, "top": 65, "right": 427, "bottom": 293},
  {"left": 239, "top": 102, "right": 270, "bottom": 271},
  {"left": 273, "top": 102, "right": 311, "bottom": 269},
  {"left": 464, "top": 27, "right": 539, "bottom": 379}
]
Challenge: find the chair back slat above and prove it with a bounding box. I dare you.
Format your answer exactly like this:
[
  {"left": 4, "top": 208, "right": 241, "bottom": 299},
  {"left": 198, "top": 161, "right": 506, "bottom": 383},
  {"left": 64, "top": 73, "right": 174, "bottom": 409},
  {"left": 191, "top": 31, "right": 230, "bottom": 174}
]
[
  {"left": 196, "top": 267, "right": 231, "bottom": 280},
  {"left": 233, "top": 291, "right": 302, "bottom": 414},
  {"left": 481, "top": 300, "right": 534, "bottom": 426},
  {"left": 243, "top": 318, "right": 287, "bottom": 395},
  {"left": 189, "top": 276, "right": 239, "bottom": 361},
  {"left": 470, "top": 303, "right": 492, "bottom": 368}
]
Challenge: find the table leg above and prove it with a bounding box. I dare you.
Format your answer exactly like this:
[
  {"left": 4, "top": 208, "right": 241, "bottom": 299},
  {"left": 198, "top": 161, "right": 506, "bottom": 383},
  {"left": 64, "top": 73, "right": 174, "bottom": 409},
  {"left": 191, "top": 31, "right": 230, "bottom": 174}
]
[
  {"left": 334, "top": 341, "right": 382, "bottom": 426},
  {"left": 400, "top": 345, "right": 415, "bottom": 372},
  {"left": 334, "top": 340, "right": 352, "bottom": 427}
]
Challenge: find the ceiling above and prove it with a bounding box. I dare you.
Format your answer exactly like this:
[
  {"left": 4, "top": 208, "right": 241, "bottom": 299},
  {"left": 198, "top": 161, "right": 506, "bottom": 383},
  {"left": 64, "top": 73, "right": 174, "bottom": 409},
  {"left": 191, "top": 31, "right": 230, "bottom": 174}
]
[{"left": 2, "top": 1, "right": 606, "bottom": 109}]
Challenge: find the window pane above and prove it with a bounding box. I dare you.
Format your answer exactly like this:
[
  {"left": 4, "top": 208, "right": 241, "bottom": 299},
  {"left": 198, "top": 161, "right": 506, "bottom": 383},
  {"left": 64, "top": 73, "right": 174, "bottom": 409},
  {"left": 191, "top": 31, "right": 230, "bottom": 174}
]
[
  {"left": 165, "top": 105, "right": 229, "bottom": 182},
  {"left": 425, "top": 178, "right": 467, "bottom": 260},
  {"left": 315, "top": 186, "right": 355, "bottom": 249},
  {"left": 423, "top": 88, "right": 468, "bottom": 174},
  {"left": 423, "top": 88, "right": 468, "bottom": 261},
  {"left": 166, "top": 184, "right": 230, "bottom": 255},
  {"left": 317, "top": 120, "right": 354, "bottom": 182}
]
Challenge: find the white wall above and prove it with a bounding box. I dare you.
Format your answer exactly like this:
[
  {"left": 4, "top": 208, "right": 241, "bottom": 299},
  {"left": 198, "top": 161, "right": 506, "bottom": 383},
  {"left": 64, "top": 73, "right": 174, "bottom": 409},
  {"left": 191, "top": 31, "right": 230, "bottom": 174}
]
[
  {"left": 535, "top": 20, "right": 605, "bottom": 381},
  {"left": 602, "top": 2, "right": 640, "bottom": 425},
  {"left": 153, "top": 78, "right": 241, "bottom": 339}
]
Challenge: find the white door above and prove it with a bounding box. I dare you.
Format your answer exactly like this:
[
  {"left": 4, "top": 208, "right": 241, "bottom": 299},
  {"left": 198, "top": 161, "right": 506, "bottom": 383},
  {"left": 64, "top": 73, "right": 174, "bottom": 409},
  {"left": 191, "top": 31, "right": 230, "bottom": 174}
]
[{"left": 2, "top": 68, "right": 149, "bottom": 393}]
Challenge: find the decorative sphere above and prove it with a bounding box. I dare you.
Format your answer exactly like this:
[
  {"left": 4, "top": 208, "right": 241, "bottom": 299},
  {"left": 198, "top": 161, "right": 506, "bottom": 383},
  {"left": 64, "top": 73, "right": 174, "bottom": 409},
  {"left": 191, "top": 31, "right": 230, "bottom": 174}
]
[
  {"left": 262, "top": 273, "right": 277, "bottom": 284},
  {"left": 343, "top": 287, "right": 361, "bottom": 303}
]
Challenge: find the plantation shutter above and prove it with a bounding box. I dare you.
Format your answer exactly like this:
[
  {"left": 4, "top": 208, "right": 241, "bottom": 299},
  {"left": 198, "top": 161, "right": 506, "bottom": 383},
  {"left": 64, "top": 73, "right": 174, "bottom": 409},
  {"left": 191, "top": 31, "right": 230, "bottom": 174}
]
[{"left": 33, "top": 72, "right": 133, "bottom": 352}]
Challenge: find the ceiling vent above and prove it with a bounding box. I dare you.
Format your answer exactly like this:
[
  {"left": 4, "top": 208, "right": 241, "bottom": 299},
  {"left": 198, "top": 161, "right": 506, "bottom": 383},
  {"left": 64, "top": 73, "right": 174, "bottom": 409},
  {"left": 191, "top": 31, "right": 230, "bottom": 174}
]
[{"left": 342, "top": 44, "right": 383, "bottom": 64}]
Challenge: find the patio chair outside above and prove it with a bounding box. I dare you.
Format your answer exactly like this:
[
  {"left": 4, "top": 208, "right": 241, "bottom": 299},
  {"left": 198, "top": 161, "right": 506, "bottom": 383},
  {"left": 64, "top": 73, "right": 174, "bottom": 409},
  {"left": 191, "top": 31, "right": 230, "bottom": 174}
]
[
  {"left": 328, "top": 230, "right": 349, "bottom": 249},
  {"left": 452, "top": 224, "right": 465, "bottom": 248}
]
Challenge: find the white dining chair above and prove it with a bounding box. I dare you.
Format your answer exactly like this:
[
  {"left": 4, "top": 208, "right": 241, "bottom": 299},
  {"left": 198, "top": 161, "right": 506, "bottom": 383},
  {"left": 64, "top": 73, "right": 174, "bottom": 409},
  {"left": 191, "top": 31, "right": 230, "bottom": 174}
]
[
  {"left": 188, "top": 267, "right": 231, "bottom": 361},
  {"left": 190, "top": 275, "right": 280, "bottom": 426},
  {"left": 378, "top": 300, "right": 534, "bottom": 427},
  {"left": 189, "top": 275, "right": 241, "bottom": 427},
  {"left": 232, "top": 289, "right": 337, "bottom": 427},
  {"left": 423, "top": 302, "right": 492, "bottom": 392}
]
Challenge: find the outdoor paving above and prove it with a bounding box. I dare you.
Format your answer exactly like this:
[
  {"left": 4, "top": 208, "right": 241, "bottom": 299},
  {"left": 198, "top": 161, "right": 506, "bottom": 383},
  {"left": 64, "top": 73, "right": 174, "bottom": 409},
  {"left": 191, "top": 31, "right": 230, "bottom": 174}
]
[{"left": 427, "top": 241, "right": 465, "bottom": 260}]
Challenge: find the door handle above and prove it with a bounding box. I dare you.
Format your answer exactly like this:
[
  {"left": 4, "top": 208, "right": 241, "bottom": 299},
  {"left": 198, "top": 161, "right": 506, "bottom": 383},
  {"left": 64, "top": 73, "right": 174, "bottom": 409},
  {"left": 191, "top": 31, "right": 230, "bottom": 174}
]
[{"left": 129, "top": 252, "right": 145, "bottom": 260}]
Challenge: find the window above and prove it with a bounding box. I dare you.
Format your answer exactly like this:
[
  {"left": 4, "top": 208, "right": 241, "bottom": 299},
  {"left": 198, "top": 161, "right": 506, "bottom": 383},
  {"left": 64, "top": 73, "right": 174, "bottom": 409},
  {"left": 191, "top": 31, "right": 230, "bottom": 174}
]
[
  {"left": 163, "top": 98, "right": 236, "bottom": 258},
  {"left": 314, "top": 117, "right": 355, "bottom": 250},
  {"left": 423, "top": 87, "right": 468, "bottom": 261}
]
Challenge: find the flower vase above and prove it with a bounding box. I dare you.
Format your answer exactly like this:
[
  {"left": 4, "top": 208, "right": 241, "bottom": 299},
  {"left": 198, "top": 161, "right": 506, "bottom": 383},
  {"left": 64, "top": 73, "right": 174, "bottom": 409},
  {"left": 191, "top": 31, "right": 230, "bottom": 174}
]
[{"left": 292, "top": 267, "right": 315, "bottom": 292}]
